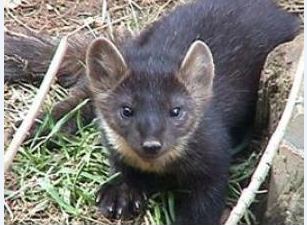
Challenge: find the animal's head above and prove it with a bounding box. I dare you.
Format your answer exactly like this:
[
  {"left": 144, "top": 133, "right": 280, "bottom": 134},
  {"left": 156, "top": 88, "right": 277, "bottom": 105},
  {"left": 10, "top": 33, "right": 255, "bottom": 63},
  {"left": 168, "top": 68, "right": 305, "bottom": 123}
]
[{"left": 86, "top": 38, "right": 215, "bottom": 172}]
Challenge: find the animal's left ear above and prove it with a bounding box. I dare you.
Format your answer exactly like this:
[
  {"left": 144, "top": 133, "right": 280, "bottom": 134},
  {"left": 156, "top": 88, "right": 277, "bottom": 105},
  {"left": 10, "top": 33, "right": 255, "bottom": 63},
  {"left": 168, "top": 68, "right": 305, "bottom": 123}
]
[{"left": 178, "top": 40, "right": 215, "bottom": 94}]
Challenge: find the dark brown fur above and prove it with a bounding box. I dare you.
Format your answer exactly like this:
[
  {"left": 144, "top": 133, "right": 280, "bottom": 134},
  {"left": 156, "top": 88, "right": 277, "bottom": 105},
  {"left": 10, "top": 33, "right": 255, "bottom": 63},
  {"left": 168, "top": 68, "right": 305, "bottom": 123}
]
[
  {"left": 4, "top": 0, "right": 299, "bottom": 224},
  {"left": 84, "top": 0, "right": 299, "bottom": 224}
]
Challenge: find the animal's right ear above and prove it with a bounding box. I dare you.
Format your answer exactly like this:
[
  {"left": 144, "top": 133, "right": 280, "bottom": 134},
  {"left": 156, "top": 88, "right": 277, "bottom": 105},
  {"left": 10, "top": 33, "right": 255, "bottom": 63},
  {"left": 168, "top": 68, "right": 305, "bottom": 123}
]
[{"left": 86, "top": 37, "right": 127, "bottom": 91}]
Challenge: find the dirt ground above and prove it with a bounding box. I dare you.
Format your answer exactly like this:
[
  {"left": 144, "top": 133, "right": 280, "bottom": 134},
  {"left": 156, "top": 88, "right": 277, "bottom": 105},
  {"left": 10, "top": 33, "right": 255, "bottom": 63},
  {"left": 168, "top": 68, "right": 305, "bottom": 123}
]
[{"left": 4, "top": 0, "right": 304, "bottom": 225}]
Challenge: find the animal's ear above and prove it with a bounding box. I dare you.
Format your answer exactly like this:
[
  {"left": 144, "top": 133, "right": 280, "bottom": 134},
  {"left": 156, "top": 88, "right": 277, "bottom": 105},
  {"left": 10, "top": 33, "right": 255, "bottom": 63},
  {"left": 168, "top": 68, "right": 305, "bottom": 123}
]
[
  {"left": 86, "top": 37, "right": 127, "bottom": 91},
  {"left": 178, "top": 40, "right": 215, "bottom": 95}
]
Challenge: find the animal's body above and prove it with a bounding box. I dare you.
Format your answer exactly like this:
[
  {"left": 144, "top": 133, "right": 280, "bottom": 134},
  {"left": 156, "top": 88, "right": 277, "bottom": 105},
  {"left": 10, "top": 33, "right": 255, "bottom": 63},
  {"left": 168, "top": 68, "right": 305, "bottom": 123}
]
[
  {"left": 4, "top": 0, "right": 299, "bottom": 224},
  {"left": 85, "top": 0, "right": 299, "bottom": 224}
]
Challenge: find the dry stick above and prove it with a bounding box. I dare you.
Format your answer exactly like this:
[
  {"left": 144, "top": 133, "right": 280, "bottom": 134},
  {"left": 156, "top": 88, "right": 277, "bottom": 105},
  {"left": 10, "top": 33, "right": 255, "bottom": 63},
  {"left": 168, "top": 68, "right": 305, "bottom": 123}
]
[
  {"left": 68, "top": 0, "right": 107, "bottom": 39},
  {"left": 68, "top": 17, "right": 97, "bottom": 37},
  {"left": 4, "top": 36, "right": 68, "bottom": 173},
  {"left": 101, "top": 0, "right": 108, "bottom": 23},
  {"left": 6, "top": 9, "right": 38, "bottom": 34},
  {"left": 224, "top": 49, "right": 304, "bottom": 225}
]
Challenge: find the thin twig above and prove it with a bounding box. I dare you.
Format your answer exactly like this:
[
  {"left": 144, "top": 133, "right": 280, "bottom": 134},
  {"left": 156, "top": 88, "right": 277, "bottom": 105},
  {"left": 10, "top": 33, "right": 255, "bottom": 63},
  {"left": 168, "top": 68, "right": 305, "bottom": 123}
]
[
  {"left": 5, "top": 8, "right": 38, "bottom": 34},
  {"left": 91, "top": 15, "right": 131, "bottom": 33},
  {"left": 101, "top": 0, "right": 108, "bottom": 23},
  {"left": 224, "top": 49, "right": 304, "bottom": 225},
  {"left": 4, "top": 37, "right": 68, "bottom": 173},
  {"left": 67, "top": 0, "right": 108, "bottom": 39},
  {"left": 4, "top": 199, "right": 14, "bottom": 219},
  {"left": 68, "top": 17, "right": 97, "bottom": 37},
  {"left": 129, "top": 0, "right": 140, "bottom": 32}
]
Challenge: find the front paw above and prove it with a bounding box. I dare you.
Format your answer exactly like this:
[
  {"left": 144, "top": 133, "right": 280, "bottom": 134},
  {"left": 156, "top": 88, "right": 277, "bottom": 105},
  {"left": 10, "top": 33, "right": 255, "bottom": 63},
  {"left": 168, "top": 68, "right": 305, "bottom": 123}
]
[{"left": 96, "top": 180, "right": 146, "bottom": 220}]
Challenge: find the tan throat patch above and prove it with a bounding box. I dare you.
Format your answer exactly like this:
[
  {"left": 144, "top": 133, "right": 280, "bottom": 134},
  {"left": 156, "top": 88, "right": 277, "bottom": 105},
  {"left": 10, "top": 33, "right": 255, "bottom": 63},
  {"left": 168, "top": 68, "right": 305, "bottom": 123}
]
[{"left": 100, "top": 119, "right": 186, "bottom": 173}]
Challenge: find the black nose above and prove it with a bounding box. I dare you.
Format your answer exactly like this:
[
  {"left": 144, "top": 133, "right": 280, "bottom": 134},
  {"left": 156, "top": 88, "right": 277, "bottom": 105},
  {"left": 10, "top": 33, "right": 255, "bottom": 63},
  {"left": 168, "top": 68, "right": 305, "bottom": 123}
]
[{"left": 142, "top": 140, "right": 162, "bottom": 155}]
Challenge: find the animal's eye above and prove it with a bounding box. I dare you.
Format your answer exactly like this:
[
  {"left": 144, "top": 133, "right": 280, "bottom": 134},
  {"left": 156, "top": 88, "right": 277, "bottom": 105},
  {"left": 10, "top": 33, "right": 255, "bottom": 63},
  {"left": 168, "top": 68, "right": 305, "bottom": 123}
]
[
  {"left": 121, "top": 106, "right": 134, "bottom": 118},
  {"left": 169, "top": 107, "right": 182, "bottom": 118}
]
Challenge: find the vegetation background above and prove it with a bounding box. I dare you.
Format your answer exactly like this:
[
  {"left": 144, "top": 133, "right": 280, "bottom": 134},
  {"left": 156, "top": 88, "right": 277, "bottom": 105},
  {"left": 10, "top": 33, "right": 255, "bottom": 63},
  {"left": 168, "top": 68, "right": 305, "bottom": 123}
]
[{"left": 4, "top": 0, "right": 303, "bottom": 224}]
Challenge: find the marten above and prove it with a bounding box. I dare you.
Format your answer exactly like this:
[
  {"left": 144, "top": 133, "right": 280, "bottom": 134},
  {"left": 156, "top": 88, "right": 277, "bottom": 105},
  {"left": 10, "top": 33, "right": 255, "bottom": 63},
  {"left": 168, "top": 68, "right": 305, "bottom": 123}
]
[{"left": 5, "top": 0, "right": 299, "bottom": 224}]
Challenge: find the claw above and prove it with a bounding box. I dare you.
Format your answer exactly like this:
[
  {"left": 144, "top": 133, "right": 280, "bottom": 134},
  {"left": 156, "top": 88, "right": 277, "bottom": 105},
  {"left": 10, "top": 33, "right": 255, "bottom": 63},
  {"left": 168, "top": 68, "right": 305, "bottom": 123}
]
[
  {"left": 96, "top": 194, "right": 101, "bottom": 203},
  {"left": 135, "top": 201, "right": 140, "bottom": 210},
  {"left": 115, "top": 208, "right": 123, "bottom": 219},
  {"left": 96, "top": 182, "right": 145, "bottom": 220},
  {"left": 107, "top": 206, "right": 114, "bottom": 215}
]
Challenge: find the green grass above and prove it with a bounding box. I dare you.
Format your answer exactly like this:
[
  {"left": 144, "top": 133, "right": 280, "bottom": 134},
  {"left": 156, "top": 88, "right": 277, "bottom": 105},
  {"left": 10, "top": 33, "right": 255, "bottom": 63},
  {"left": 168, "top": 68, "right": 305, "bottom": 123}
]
[
  {"left": 5, "top": 0, "right": 303, "bottom": 223},
  {"left": 4, "top": 1, "right": 263, "bottom": 223},
  {"left": 4, "top": 99, "right": 260, "bottom": 225}
]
